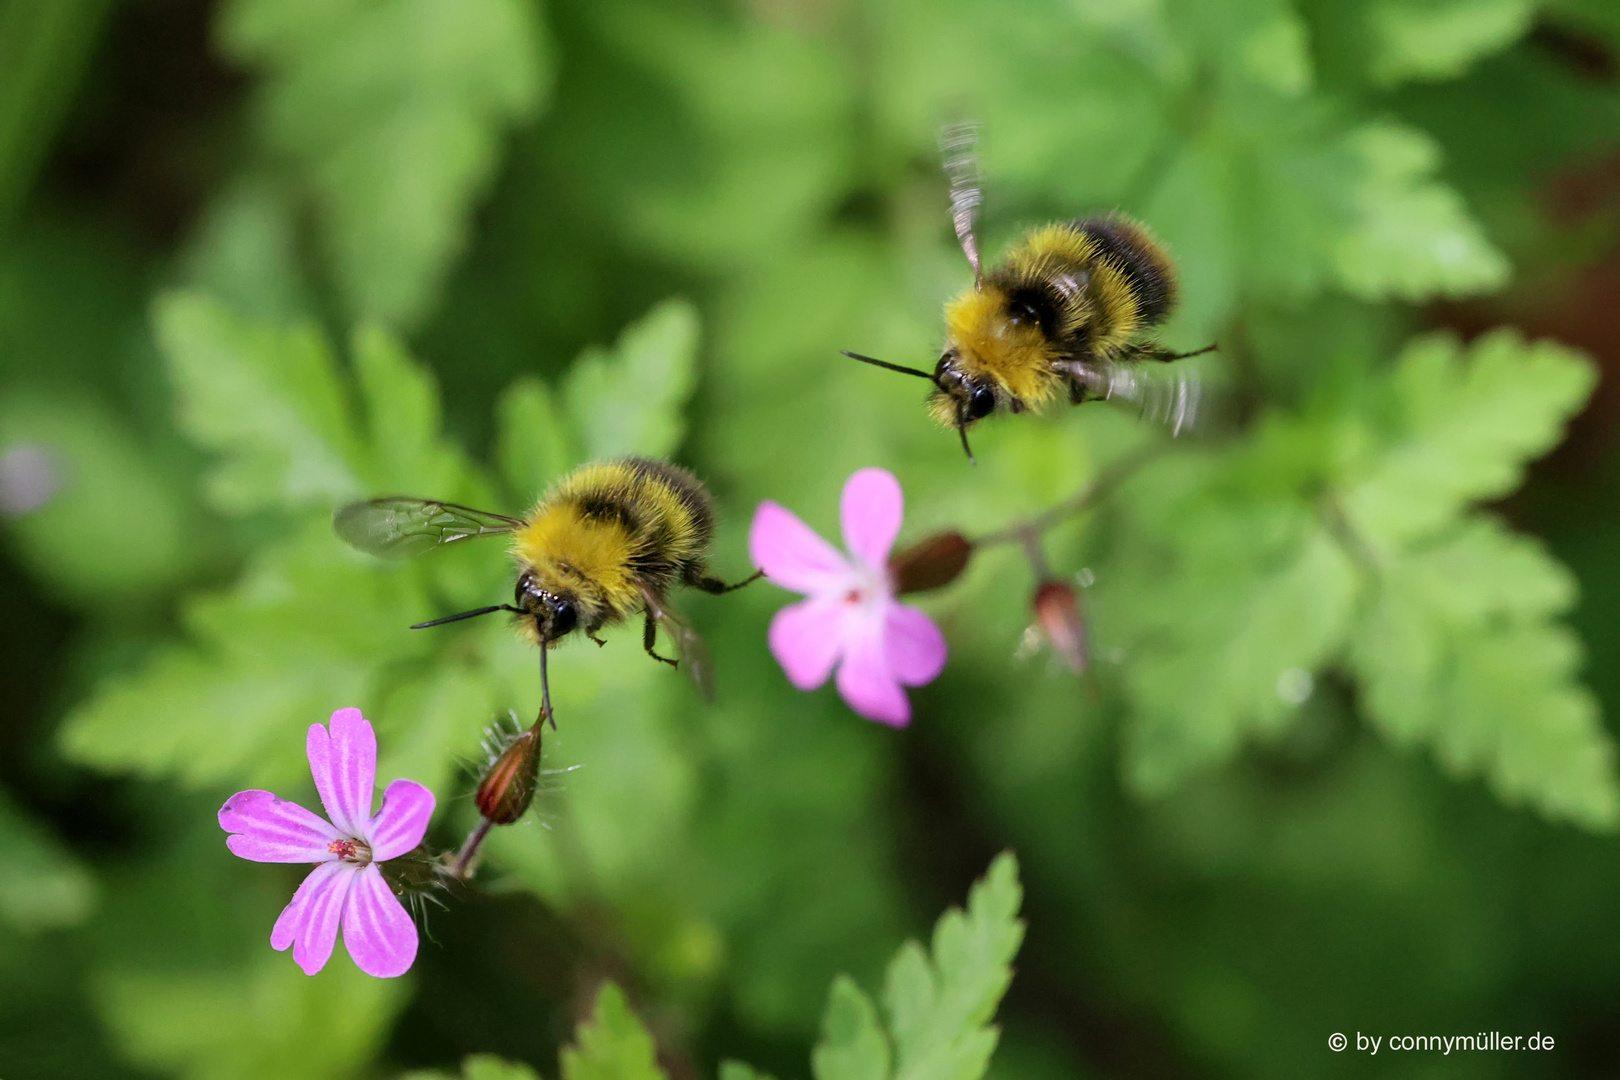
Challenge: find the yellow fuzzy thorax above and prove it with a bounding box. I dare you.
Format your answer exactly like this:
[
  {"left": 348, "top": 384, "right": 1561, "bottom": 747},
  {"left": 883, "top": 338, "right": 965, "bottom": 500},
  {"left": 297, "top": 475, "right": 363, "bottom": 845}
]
[
  {"left": 940, "top": 284, "right": 1065, "bottom": 415},
  {"left": 513, "top": 503, "right": 638, "bottom": 600},
  {"left": 1001, "top": 222, "right": 1145, "bottom": 358},
  {"left": 508, "top": 461, "right": 708, "bottom": 641}
]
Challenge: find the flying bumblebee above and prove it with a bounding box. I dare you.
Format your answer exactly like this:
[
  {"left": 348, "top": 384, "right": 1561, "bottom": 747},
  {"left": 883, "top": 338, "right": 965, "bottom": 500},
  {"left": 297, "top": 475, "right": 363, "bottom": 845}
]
[
  {"left": 846, "top": 124, "right": 1214, "bottom": 462},
  {"left": 334, "top": 457, "right": 760, "bottom": 723}
]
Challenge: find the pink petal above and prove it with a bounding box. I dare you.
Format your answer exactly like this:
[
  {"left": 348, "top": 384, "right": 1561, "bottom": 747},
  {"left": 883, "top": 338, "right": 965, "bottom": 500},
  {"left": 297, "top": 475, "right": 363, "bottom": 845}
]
[
  {"left": 768, "top": 598, "right": 846, "bottom": 690},
  {"left": 341, "top": 864, "right": 418, "bottom": 978},
  {"left": 271, "top": 860, "right": 355, "bottom": 976},
  {"left": 749, "top": 501, "right": 850, "bottom": 594},
  {"left": 834, "top": 619, "right": 911, "bottom": 727},
  {"left": 220, "top": 790, "right": 342, "bottom": 863},
  {"left": 885, "top": 604, "right": 948, "bottom": 686},
  {"left": 840, "top": 468, "right": 904, "bottom": 569},
  {"left": 307, "top": 707, "right": 376, "bottom": 837},
  {"left": 366, "top": 779, "right": 435, "bottom": 861}
]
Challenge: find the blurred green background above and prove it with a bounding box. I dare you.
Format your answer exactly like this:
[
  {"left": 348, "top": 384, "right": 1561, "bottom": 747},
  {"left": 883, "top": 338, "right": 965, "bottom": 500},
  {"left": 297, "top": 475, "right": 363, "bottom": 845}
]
[{"left": 6, "top": 0, "right": 1620, "bottom": 1076}]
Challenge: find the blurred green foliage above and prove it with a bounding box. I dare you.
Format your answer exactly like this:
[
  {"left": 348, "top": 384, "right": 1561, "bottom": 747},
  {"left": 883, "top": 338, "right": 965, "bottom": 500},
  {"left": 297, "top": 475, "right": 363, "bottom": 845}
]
[{"left": 6, "top": 0, "right": 1620, "bottom": 1076}]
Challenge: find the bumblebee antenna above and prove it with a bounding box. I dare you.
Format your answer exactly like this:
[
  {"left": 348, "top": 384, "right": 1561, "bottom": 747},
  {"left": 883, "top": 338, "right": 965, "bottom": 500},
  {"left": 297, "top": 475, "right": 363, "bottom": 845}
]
[
  {"left": 538, "top": 639, "right": 555, "bottom": 730},
  {"left": 410, "top": 604, "right": 520, "bottom": 629},
  {"left": 843, "top": 350, "right": 937, "bottom": 382},
  {"left": 941, "top": 122, "right": 984, "bottom": 289}
]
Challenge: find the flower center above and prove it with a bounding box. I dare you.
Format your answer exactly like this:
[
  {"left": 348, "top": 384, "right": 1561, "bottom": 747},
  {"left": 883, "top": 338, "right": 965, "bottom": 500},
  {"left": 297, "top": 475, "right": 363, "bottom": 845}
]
[
  {"left": 841, "top": 563, "right": 888, "bottom": 610},
  {"left": 328, "top": 838, "right": 372, "bottom": 865}
]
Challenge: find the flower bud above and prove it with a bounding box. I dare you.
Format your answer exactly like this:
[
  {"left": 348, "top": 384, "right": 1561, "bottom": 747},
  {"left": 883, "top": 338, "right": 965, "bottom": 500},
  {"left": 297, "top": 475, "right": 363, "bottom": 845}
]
[
  {"left": 889, "top": 531, "right": 973, "bottom": 594},
  {"left": 475, "top": 725, "right": 542, "bottom": 825},
  {"left": 1032, "top": 580, "right": 1087, "bottom": 673}
]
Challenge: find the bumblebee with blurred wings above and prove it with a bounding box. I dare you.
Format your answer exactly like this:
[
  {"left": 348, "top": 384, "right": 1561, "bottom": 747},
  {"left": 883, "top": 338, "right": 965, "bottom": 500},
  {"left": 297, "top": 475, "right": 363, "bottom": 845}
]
[
  {"left": 335, "top": 457, "right": 760, "bottom": 723},
  {"left": 845, "top": 123, "right": 1215, "bottom": 462}
]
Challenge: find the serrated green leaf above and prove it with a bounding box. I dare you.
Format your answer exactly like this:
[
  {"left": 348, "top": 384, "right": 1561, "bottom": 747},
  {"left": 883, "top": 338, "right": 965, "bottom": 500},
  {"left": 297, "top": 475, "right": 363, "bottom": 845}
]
[
  {"left": 497, "top": 375, "right": 577, "bottom": 503},
  {"left": 96, "top": 954, "right": 405, "bottom": 1080},
  {"left": 813, "top": 975, "right": 890, "bottom": 1080},
  {"left": 58, "top": 524, "right": 433, "bottom": 791},
  {"left": 154, "top": 291, "right": 366, "bottom": 513},
  {"left": 560, "top": 982, "right": 668, "bottom": 1080},
  {"left": 0, "top": 788, "right": 96, "bottom": 931},
  {"left": 220, "top": 0, "right": 549, "bottom": 325},
  {"left": 1107, "top": 482, "right": 1359, "bottom": 796},
  {"left": 352, "top": 322, "right": 470, "bottom": 496},
  {"left": 882, "top": 852, "right": 1024, "bottom": 1080},
  {"left": 1350, "top": 518, "right": 1620, "bottom": 828},
  {"left": 564, "top": 299, "right": 700, "bottom": 461},
  {"left": 1333, "top": 122, "right": 1510, "bottom": 301},
  {"left": 1366, "top": 0, "right": 1533, "bottom": 86},
  {"left": 1345, "top": 330, "right": 1598, "bottom": 547}
]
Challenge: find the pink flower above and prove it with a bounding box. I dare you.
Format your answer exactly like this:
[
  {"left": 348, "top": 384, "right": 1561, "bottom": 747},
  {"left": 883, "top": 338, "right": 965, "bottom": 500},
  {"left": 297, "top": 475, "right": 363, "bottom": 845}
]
[
  {"left": 749, "top": 467, "right": 948, "bottom": 726},
  {"left": 219, "top": 708, "right": 434, "bottom": 978}
]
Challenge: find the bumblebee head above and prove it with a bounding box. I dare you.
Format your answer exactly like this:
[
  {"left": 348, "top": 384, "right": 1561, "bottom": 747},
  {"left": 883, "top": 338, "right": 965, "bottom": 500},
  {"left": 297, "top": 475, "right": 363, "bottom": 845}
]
[
  {"left": 842, "top": 347, "right": 993, "bottom": 463},
  {"left": 931, "top": 348, "right": 998, "bottom": 422},
  {"left": 515, "top": 572, "right": 579, "bottom": 644}
]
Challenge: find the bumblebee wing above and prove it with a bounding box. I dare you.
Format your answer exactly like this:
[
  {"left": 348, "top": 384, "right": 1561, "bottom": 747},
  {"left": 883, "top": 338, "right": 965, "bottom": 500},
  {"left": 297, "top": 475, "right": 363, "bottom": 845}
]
[
  {"left": 640, "top": 585, "right": 715, "bottom": 702},
  {"left": 940, "top": 121, "right": 983, "bottom": 286},
  {"left": 663, "top": 615, "right": 716, "bottom": 703},
  {"left": 334, "top": 497, "right": 522, "bottom": 560},
  {"left": 1063, "top": 357, "right": 1207, "bottom": 438}
]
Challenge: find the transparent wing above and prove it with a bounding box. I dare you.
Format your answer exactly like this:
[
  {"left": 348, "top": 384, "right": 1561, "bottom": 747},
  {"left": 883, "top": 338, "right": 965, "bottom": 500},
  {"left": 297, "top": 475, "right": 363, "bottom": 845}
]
[
  {"left": 1061, "top": 357, "right": 1209, "bottom": 438},
  {"left": 662, "top": 614, "right": 716, "bottom": 703},
  {"left": 940, "top": 121, "right": 984, "bottom": 286},
  {"left": 640, "top": 584, "right": 716, "bottom": 702},
  {"left": 333, "top": 497, "right": 523, "bottom": 560}
]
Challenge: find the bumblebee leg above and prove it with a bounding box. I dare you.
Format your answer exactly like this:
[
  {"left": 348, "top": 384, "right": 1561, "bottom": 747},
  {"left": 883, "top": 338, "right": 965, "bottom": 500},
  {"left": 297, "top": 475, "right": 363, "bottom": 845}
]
[
  {"left": 693, "top": 569, "right": 765, "bottom": 595},
  {"left": 589, "top": 633, "right": 607, "bottom": 648},
  {"left": 1135, "top": 342, "right": 1217, "bottom": 363},
  {"left": 643, "top": 609, "right": 678, "bottom": 668}
]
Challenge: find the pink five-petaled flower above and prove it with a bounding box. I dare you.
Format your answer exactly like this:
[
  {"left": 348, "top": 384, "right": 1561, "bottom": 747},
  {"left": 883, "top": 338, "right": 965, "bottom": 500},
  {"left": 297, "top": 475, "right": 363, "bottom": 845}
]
[
  {"left": 749, "top": 467, "right": 948, "bottom": 726},
  {"left": 218, "top": 708, "right": 435, "bottom": 978}
]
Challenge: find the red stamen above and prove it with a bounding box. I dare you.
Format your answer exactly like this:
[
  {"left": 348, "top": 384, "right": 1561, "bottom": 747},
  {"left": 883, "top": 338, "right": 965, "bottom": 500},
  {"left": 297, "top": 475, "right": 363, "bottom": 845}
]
[{"left": 327, "top": 839, "right": 359, "bottom": 860}]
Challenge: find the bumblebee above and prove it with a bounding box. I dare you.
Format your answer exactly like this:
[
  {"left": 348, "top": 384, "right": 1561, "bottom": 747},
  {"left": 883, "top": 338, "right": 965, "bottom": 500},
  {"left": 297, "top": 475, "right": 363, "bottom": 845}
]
[
  {"left": 847, "top": 124, "right": 1213, "bottom": 461},
  {"left": 334, "top": 457, "right": 760, "bottom": 722}
]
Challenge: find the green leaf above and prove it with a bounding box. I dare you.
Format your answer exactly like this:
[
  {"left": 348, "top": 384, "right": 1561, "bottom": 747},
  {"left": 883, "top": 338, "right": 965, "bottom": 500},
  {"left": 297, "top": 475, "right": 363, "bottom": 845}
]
[
  {"left": 0, "top": 788, "right": 96, "bottom": 931},
  {"left": 219, "top": 0, "right": 549, "bottom": 325},
  {"left": 400, "top": 1055, "right": 543, "bottom": 1080},
  {"left": 0, "top": 390, "right": 196, "bottom": 604},
  {"left": 812, "top": 976, "right": 890, "bottom": 1080},
  {"left": 1365, "top": 0, "right": 1533, "bottom": 86},
  {"left": 58, "top": 523, "right": 435, "bottom": 791},
  {"left": 351, "top": 322, "right": 471, "bottom": 496},
  {"left": 1344, "top": 330, "right": 1598, "bottom": 548},
  {"left": 1350, "top": 518, "right": 1620, "bottom": 828},
  {"left": 883, "top": 852, "right": 1025, "bottom": 1080},
  {"left": 96, "top": 954, "right": 405, "bottom": 1080},
  {"left": 1333, "top": 122, "right": 1510, "bottom": 301},
  {"left": 564, "top": 299, "right": 701, "bottom": 461},
  {"left": 154, "top": 291, "right": 366, "bottom": 513},
  {"left": 497, "top": 375, "right": 577, "bottom": 503},
  {"left": 1119, "top": 516, "right": 1358, "bottom": 795},
  {"left": 720, "top": 1063, "right": 778, "bottom": 1080},
  {"left": 560, "top": 982, "right": 668, "bottom": 1080}
]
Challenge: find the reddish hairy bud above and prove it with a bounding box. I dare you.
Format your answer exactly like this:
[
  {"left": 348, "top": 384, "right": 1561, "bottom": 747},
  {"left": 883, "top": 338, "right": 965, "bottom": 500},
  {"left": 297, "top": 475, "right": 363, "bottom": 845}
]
[
  {"left": 475, "top": 726, "right": 542, "bottom": 825},
  {"left": 889, "top": 531, "right": 973, "bottom": 594},
  {"left": 1032, "top": 580, "right": 1087, "bottom": 673}
]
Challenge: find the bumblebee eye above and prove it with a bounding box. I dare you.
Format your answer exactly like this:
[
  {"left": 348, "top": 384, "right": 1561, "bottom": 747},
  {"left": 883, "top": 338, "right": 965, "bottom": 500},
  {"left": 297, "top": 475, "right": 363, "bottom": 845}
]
[
  {"left": 965, "top": 383, "right": 997, "bottom": 421},
  {"left": 547, "top": 598, "right": 578, "bottom": 639}
]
